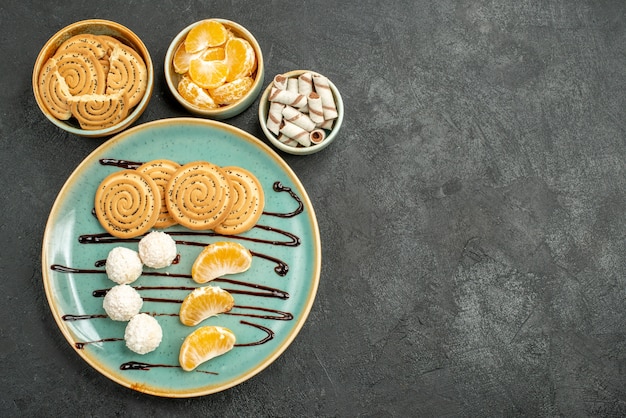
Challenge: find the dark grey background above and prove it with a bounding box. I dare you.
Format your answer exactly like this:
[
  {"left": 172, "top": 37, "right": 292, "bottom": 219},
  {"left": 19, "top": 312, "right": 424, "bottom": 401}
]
[{"left": 1, "top": 1, "right": 625, "bottom": 416}]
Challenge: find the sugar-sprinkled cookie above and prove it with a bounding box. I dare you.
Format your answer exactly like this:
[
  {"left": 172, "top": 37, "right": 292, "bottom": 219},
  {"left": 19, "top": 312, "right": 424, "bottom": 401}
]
[
  {"left": 95, "top": 169, "right": 161, "bottom": 238},
  {"left": 214, "top": 166, "right": 264, "bottom": 235},
  {"left": 165, "top": 161, "right": 233, "bottom": 230},
  {"left": 136, "top": 159, "right": 181, "bottom": 228}
]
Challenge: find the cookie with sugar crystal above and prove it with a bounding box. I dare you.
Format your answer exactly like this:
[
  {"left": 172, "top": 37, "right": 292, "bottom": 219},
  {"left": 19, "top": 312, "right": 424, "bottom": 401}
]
[
  {"left": 70, "top": 93, "right": 129, "bottom": 130},
  {"left": 103, "top": 36, "right": 148, "bottom": 108},
  {"left": 38, "top": 57, "right": 73, "bottom": 120},
  {"left": 214, "top": 166, "right": 264, "bottom": 235},
  {"left": 165, "top": 161, "right": 233, "bottom": 230},
  {"left": 95, "top": 169, "right": 161, "bottom": 238},
  {"left": 136, "top": 159, "right": 181, "bottom": 228}
]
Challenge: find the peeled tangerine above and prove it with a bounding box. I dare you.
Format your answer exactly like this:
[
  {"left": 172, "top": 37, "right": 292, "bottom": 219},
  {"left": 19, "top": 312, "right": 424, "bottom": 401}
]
[
  {"left": 184, "top": 20, "right": 229, "bottom": 54},
  {"left": 224, "top": 37, "right": 256, "bottom": 82},
  {"left": 179, "top": 286, "right": 235, "bottom": 326},
  {"left": 179, "top": 326, "right": 236, "bottom": 371},
  {"left": 178, "top": 75, "right": 217, "bottom": 109},
  {"left": 188, "top": 58, "right": 228, "bottom": 90},
  {"left": 209, "top": 76, "right": 254, "bottom": 105},
  {"left": 191, "top": 241, "right": 252, "bottom": 284}
]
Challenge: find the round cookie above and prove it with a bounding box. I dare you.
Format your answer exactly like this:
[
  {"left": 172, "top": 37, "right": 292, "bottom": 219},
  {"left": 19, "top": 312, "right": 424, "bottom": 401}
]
[
  {"left": 70, "top": 93, "right": 129, "bottom": 130},
  {"left": 103, "top": 36, "right": 148, "bottom": 108},
  {"left": 165, "top": 161, "right": 233, "bottom": 230},
  {"left": 37, "top": 58, "right": 72, "bottom": 120},
  {"left": 95, "top": 169, "right": 161, "bottom": 238},
  {"left": 136, "top": 159, "right": 181, "bottom": 228},
  {"left": 54, "top": 49, "right": 106, "bottom": 96},
  {"left": 214, "top": 166, "right": 264, "bottom": 235}
]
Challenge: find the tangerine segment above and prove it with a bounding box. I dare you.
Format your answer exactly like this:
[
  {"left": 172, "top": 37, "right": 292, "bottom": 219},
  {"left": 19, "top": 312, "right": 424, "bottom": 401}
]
[
  {"left": 185, "top": 20, "right": 229, "bottom": 54},
  {"left": 189, "top": 58, "right": 228, "bottom": 89},
  {"left": 179, "top": 286, "right": 235, "bottom": 326},
  {"left": 179, "top": 326, "right": 236, "bottom": 371},
  {"left": 191, "top": 241, "right": 252, "bottom": 284},
  {"left": 173, "top": 42, "right": 201, "bottom": 74},
  {"left": 209, "top": 76, "right": 254, "bottom": 105},
  {"left": 201, "top": 47, "right": 226, "bottom": 61},
  {"left": 224, "top": 38, "right": 256, "bottom": 82},
  {"left": 177, "top": 75, "right": 218, "bottom": 109}
]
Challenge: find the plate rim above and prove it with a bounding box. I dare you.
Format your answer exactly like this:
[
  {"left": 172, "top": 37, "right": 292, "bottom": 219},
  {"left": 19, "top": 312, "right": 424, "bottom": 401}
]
[{"left": 41, "top": 117, "right": 321, "bottom": 397}]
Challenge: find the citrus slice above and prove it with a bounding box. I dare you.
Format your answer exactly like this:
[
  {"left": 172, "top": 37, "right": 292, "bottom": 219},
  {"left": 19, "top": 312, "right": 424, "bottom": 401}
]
[
  {"left": 188, "top": 58, "right": 228, "bottom": 89},
  {"left": 191, "top": 241, "right": 252, "bottom": 284},
  {"left": 179, "top": 326, "right": 236, "bottom": 371},
  {"left": 179, "top": 286, "right": 235, "bottom": 326},
  {"left": 224, "top": 37, "right": 256, "bottom": 82},
  {"left": 209, "top": 76, "right": 254, "bottom": 105},
  {"left": 185, "top": 20, "right": 229, "bottom": 54},
  {"left": 201, "top": 47, "right": 225, "bottom": 61},
  {"left": 177, "top": 75, "right": 218, "bottom": 109},
  {"left": 173, "top": 42, "right": 201, "bottom": 74}
]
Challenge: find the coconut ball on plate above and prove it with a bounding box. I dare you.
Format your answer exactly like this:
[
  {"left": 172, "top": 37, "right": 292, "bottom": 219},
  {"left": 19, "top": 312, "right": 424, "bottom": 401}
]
[
  {"left": 138, "top": 231, "right": 177, "bottom": 268},
  {"left": 103, "top": 284, "right": 143, "bottom": 321},
  {"left": 105, "top": 246, "right": 143, "bottom": 284},
  {"left": 124, "top": 313, "right": 163, "bottom": 354}
]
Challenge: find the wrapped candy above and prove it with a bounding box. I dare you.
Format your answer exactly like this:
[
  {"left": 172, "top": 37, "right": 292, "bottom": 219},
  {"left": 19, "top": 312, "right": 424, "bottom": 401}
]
[
  {"left": 266, "top": 101, "right": 285, "bottom": 135},
  {"left": 312, "top": 74, "right": 338, "bottom": 120}
]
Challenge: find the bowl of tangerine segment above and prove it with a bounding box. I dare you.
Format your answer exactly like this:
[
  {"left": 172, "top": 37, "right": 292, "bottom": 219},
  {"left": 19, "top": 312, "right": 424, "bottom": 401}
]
[
  {"left": 258, "top": 70, "right": 344, "bottom": 155},
  {"left": 165, "top": 19, "right": 264, "bottom": 119},
  {"left": 32, "top": 19, "right": 154, "bottom": 137}
]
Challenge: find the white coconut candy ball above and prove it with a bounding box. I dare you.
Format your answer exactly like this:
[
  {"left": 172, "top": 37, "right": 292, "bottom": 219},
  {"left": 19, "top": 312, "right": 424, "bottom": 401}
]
[
  {"left": 102, "top": 284, "right": 143, "bottom": 321},
  {"left": 105, "top": 247, "right": 143, "bottom": 284},
  {"left": 124, "top": 313, "right": 163, "bottom": 354},
  {"left": 138, "top": 231, "right": 177, "bottom": 269}
]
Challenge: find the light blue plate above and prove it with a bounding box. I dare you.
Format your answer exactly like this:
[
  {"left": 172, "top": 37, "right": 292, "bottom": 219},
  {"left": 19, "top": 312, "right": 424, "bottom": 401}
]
[{"left": 41, "top": 118, "right": 321, "bottom": 397}]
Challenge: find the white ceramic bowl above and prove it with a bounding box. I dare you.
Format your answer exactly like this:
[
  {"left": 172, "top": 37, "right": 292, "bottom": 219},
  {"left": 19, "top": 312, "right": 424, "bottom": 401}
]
[
  {"left": 32, "top": 19, "right": 153, "bottom": 138},
  {"left": 164, "top": 19, "right": 264, "bottom": 120},
  {"left": 258, "top": 70, "right": 343, "bottom": 155}
]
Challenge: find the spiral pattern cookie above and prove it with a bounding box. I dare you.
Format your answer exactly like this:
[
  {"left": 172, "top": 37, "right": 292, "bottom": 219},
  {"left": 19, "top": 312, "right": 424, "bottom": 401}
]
[
  {"left": 136, "top": 159, "right": 181, "bottom": 228},
  {"left": 104, "top": 37, "right": 148, "bottom": 108},
  {"left": 214, "top": 166, "right": 265, "bottom": 235},
  {"left": 57, "top": 33, "right": 110, "bottom": 74},
  {"left": 165, "top": 161, "right": 233, "bottom": 230},
  {"left": 70, "top": 93, "right": 129, "bottom": 130},
  {"left": 54, "top": 50, "right": 106, "bottom": 96},
  {"left": 95, "top": 169, "right": 161, "bottom": 238},
  {"left": 37, "top": 58, "right": 73, "bottom": 120}
]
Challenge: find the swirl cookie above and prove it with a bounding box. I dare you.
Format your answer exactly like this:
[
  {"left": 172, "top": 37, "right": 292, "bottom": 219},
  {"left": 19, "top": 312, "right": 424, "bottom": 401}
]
[
  {"left": 37, "top": 58, "right": 73, "bottom": 120},
  {"left": 165, "top": 161, "right": 233, "bottom": 230},
  {"left": 57, "top": 33, "right": 111, "bottom": 74},
  {"left": 95, "top": 169, "right": 161, "bottom": 238},
  {"left": 214, "top": 166, "right": 264, "bottom": 235},
  {"left": 136, "top": 159, "right": 181, "bottom": 228},
  {"left": 104, "top": 36, "right": 148, "bottom": 108},
  {"left": 54, "top": 50, "right": 106, "bottom": 96},
  {"left": 70, "top": 93, "right": 129, "bottom": 130}
]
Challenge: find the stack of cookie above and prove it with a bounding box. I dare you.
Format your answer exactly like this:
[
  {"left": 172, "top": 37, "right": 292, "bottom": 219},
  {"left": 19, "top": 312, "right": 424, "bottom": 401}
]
[{"left": 94, "top": 159, "right": 264, "bottom": 238}]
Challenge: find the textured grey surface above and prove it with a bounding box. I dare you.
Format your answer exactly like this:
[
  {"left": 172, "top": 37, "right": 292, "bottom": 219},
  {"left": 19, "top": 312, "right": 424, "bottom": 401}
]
[{"left": 1, "top": 0, "right": 625, "bottom": 416}]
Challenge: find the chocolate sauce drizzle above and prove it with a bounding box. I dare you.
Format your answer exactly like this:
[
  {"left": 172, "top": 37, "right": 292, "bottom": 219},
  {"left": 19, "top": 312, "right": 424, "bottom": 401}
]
[
  {"left": 119, "top": 361, "right": 218, "bottom": 375},
  {"left": 51, "top": 264, "right": 290, "bottom": 300},
  {"left": 75, "top": 337, "right": 123, "bottom": 349}
]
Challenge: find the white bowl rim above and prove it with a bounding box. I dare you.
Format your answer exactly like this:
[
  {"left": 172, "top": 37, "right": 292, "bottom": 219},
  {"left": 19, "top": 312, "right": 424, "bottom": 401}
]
[{"left": 258, "top": 69, "right": 344, "bottom": 155}]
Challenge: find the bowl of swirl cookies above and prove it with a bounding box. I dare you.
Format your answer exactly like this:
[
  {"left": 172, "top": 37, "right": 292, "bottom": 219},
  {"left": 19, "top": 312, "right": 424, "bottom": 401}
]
[{"left": 32, "top": 19, "right": 153, "bottom": 138}]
